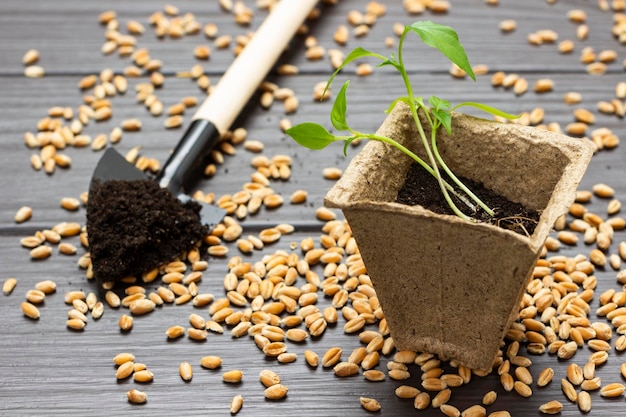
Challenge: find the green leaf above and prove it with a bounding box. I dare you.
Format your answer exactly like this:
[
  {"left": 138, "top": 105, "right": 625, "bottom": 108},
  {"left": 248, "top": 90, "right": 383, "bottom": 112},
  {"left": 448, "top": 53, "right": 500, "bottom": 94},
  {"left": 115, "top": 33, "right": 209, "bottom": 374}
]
[
  {"left": 285, "top": 123, "right": 340, "bottom": 150},
  {"left": 452, "top": 101, "right": 520, "bottom": 119},
  {"left": 408, "top": 21, "right": 476, "bottom": 81},
  {"left": 378, "top": 52, "right": 398, "bottom": 68},
  {"left": 431, "top": 108, "right": 452, "bottom": 135},
  {"left": 428, "top": 96, "right": 452, "bottom": 133},
  {"left": 331, "top": 81, "right": 350, "bottom": 131},
  {"left": 337, "top": 47, "right": 387, "bottom": 71},
  {"left": 428, "top": 96, "right": 450, "bottom": 112},
  {"left": 324, "top": 47, "right": 387, "bottom": 96}
]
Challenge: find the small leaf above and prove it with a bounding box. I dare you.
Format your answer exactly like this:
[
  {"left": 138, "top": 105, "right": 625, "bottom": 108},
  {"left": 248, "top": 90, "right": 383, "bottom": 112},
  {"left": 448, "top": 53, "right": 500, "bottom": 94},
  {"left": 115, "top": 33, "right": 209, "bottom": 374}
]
[
  {"left": 378, "top": 52, "right": 399, "bottom": 68},
  {"left": 324, "top": 47, "right": 387, "bottom": 95},
  {"left": 452, "top": 101, "right": 520, "bottom": 119},
  {"left": 337, "top": 47, "right": 386, "bottom": 71},
  {"left": 431, "top": 108, "right": 452, "bottom": 135},
  {"left": 331, "top": 81, "right": 350, "bottom": 131},
  {"left": 428, "top": 96, "right": 450, "bottom": 112},
  {"left": 285, "top": 123, "right": 340, "bottom": 150},
  {"left": 408, "top": 21, "right": 476, "bottom": 81}
]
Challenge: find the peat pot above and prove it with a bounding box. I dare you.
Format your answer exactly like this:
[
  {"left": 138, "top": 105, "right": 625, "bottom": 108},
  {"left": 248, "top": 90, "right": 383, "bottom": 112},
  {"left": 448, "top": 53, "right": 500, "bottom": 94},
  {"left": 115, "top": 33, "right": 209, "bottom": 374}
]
[{"left": 325, "top": 103, "right": 594, "bottom": 371}]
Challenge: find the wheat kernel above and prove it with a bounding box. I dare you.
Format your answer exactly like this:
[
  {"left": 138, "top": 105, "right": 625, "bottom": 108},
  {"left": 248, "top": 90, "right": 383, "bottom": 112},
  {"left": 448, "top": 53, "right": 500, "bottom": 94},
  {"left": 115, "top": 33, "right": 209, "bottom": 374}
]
[
  {"left": 200, "top": 355, "right": 222, "bottom": 369},
  {"left": 440, "top": 404, "right": 460, "bottom": 417},
  {"left": 600, "top": 382, "right": 625, "bottom": 397},
  {"left": 119, "top": 314, "right": 133, "bottom": 331},
  {"left": 66, "top": 318, "right": 86, "bottom": 330},
  {"left": 30, "top": 245, "right": 52, "bottom": 260},
  {"left": 163, "top": 115, "right": 183, "bottom": 129},
  {"left": 587, "top": 62, "right": 607, "bottom": 75},
  {"left": 593, "top": 183, "right": 615, "bottom": 198},
  {"left": 127, "top": 389, "right": 147, "bottom": 404},
  {"left": 22, "top": 49, "right": 40, "bottom": 65},
  {"left": 91, "top": 302, "right": 104, "bottom": 319},
  {"left": 461, "top": 405, "right": 486, "bottom": 417},
  {"left": 499, "top": 20, "right": 517, "bottom": 32},
  {"left": 60, "top": 197, "right": 80, "bottom": 211},
  {"left": 539, "top": 400, "right": 563, "bottom": 414},
  {"left": 359, "top": 397, "right": 381, "bottom": 412},
  {"left": 534, "top": 79, "right": 554, "bottom": 93},
  {"left": 482, "top": 390, "right": 497, "bottom": 405},
  {"left": 116, "top": 361, "right": 135, "bottom": 380},
  {"left": 223, "top": 369, "right": 244, "bottom": 383},
  {"left": 14, "top": 206, "right": 32, "bottom": 223},
  {"left": 112, "top": 353, "right": 135, "bottom": 365},
  {"left": 259, "top": 369, "right": 281, "bottom": 388},
  {"left": 412, "top": 391, "right": 430, "bottom": 409},
  {"left": 392, "top": 385, "right": 418, "bottom": 399},
  {"left": 24, "top": 65, "right": 45, "bottom": 78},
  {"left": 576, "top": 390, "right": 591, "bottom": 412},
  {"left": 121, "top": 118, "right": 142, "bottom": 131},
  {"left": 21, "top": 301, "right": 40, "bottom": 319},
  {"left": 179, "top": 361, "right": 193, "bottom": 381},
  {"left": 260, "top": 383, "right": 287, "bottom": 400},
  {"left": 323, "top": 167, "right": 343, "bottom": 180},
  {"left": 304, "top": 350, "right": 319, "bottom": 367},
  {"left": 3, "top": 278, "right": 18, "bottom": 295},
  {"left": 194, "top": 45, "right": 211, "bottom": 60},
  {"left": 334, "top": 361, "right": 359, "bottom": 377},
  {"left": 133, "top": 369, "right": 153, "bottom": 383},
  {"left": 558, "top": 40, "right": 575, "bottom": 54},
  {"left": 229, "top": 395, "right": 243, "bottom": 414},
  {"left": 599, "top": 49, "right": 617, "bottom": 63},
  {"left": 513, "top": 381, "right": 532, "bottom": 397}
]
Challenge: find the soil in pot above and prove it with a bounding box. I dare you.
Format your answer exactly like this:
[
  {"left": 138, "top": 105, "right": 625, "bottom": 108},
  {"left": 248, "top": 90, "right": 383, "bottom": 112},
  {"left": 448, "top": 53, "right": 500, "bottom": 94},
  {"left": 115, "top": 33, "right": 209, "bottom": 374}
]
[{"left": 396, "top": 162, "right": 541, "bottom": 236}]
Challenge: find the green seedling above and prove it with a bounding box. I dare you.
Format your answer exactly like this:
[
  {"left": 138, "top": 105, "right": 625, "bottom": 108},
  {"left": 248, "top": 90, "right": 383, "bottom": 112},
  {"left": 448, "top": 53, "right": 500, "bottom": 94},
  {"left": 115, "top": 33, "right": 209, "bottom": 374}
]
[{"left": 286, "top": 21, "right": 519, "bottom": 222}]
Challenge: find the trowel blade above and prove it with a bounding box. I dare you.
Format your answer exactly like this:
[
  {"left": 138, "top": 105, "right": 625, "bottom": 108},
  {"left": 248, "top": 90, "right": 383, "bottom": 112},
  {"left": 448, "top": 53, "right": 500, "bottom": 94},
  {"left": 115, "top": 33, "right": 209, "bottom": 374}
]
[{"left": 90, "top": 147, "right": 225, "bottom": 229}]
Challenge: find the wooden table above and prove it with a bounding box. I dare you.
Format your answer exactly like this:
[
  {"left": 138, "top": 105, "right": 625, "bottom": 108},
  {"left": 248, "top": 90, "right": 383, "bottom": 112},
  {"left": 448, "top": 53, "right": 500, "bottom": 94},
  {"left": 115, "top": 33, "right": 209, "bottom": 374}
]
[{"left": 2, "top": 1, "right": 626, "bottom": 415}]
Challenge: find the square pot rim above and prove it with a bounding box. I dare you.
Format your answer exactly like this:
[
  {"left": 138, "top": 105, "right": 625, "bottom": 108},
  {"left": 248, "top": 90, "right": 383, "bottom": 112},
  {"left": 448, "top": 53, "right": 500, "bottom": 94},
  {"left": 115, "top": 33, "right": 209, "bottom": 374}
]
[{"left": 325, "top": 105, "right": 595, "bottom": 252}]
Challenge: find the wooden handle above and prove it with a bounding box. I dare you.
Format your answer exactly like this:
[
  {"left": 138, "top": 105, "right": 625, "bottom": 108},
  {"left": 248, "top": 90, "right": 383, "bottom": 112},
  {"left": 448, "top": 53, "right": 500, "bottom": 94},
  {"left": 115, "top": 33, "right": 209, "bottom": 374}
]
[{"left": 193, "top": 0, "right": 318, "bottom": 134}]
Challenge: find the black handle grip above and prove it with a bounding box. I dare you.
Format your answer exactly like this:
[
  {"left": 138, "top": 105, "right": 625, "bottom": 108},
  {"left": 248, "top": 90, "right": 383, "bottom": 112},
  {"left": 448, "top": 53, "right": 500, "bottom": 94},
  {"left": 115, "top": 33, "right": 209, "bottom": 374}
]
[{"left": 156, "top": 119, "right": 220, "bottom": 194}]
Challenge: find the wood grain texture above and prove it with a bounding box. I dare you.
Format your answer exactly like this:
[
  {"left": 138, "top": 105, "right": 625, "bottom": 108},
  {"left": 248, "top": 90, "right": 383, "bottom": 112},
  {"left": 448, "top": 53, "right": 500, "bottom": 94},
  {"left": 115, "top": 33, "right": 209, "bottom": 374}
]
[{"left": 2, "top": 0, "right": 626, "bottom": 416}]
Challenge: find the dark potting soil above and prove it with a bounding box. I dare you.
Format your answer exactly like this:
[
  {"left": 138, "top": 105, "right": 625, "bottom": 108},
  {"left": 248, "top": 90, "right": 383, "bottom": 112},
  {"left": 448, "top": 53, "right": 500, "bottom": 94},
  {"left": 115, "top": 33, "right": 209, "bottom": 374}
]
[
  {"left": 396, "top": 162, "right": 541, "bottom": 236},
  {"left": 86, "top": 179, "right": 208, "bottom": 284}
]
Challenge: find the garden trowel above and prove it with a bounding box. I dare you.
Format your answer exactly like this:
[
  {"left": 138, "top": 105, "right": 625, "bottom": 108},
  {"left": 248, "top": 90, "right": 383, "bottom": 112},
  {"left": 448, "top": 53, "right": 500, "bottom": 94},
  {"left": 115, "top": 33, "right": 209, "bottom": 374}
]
[{"left": 86, "top": 0, "right": 318, "bottom": 284}]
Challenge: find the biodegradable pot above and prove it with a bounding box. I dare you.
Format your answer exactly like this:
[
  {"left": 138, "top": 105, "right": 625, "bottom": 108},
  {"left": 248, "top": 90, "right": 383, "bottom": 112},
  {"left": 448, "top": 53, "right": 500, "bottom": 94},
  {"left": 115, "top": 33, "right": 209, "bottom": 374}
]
[{"left": 325, "top": 103, "right": 594, "bottom": 371}]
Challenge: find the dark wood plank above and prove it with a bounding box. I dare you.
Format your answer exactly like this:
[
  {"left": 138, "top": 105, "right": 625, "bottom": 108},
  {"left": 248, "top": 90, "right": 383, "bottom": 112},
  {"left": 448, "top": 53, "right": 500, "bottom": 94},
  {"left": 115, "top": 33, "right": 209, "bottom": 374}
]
[{"left": 2, "top": 0, "right": 626, "bottom": 416}]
